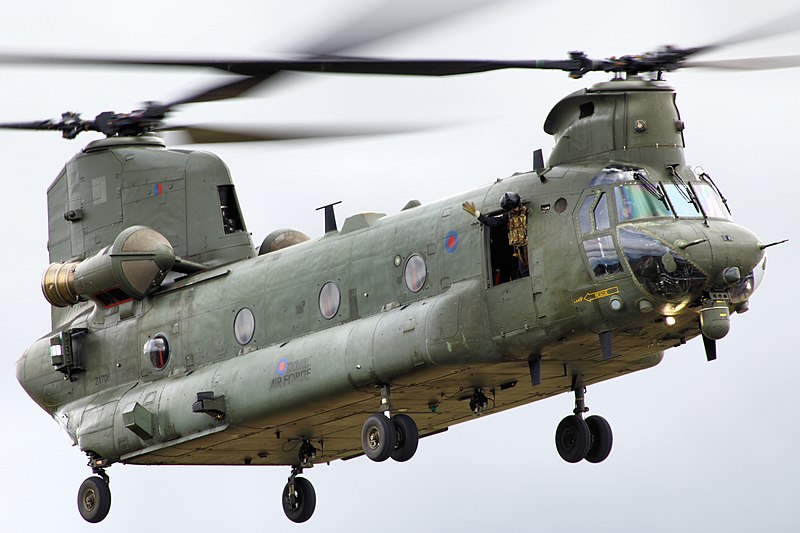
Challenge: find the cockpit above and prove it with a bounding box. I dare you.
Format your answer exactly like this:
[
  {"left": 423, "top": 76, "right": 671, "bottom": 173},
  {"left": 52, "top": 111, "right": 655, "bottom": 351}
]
[
  {"left": 592, "top": 166, "right": 731, "bottom": 223},
  {"left": 577, "top": 166, "right": 762, "bottom": 308}
]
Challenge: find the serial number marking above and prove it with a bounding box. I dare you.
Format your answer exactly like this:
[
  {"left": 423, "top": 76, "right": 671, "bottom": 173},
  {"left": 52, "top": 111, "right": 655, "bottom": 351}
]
[{"left": 94, "top": 373, "right": 111, "bottom": 386}]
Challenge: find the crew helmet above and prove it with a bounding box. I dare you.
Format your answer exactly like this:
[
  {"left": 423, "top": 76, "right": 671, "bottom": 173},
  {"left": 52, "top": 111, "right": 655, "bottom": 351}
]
[{"left": 500, "top": 192, "right": 521, "bottom": 212}]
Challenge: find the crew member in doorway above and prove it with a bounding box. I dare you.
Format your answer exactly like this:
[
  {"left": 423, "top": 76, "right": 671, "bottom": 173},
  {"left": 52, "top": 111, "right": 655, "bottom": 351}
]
[{"left": 463, "top": 192, "right": 529, "bottom": 283}]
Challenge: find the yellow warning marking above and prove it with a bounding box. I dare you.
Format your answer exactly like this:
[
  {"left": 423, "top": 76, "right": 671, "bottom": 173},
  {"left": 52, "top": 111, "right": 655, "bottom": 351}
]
[{"left": 574, "top": 286, "right": 620, "bottom": 304}]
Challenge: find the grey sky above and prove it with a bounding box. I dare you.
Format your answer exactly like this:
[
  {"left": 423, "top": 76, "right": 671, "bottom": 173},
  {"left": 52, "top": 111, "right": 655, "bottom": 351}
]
[{"left": 0, "top": 1, "right": 797, "bottom": 531}]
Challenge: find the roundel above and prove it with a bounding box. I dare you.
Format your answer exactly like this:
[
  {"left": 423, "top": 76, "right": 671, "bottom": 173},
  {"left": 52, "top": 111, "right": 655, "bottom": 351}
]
[
  {"left": 444, "top": 230, "right": 459, "bottom": 253},
  {"left": 276, "top": 357, "right": 289, "bottom": 376}
]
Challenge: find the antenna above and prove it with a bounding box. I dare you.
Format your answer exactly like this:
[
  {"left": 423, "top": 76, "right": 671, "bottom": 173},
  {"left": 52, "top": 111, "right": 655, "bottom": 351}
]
[
  {"left": 533, "top": 148, "right": 546, "bottom": 182},
  {"left": 316, "top": 201, "right": 342, "bottom": 233}
]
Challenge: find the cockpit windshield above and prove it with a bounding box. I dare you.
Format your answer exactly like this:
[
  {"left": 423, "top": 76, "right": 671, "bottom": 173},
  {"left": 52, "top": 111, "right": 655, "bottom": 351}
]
[
  {"left": 616, "top": 183, "right": 672, "bottom": 221},
  {"left": 615, "top": 181, "right": 731, "bottom": 222}
]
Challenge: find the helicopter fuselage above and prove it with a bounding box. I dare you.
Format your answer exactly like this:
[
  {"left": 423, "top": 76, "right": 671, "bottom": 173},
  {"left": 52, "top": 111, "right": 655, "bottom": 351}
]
[{"left": 17, "top": 161, "right": 762, "bottom": 468}]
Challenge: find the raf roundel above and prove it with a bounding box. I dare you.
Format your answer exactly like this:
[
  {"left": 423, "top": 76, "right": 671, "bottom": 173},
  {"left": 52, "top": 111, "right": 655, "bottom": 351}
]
[
  {"left": 444, "top": 230, "right": 459, "bottom": 253},
  {"left": 276, "top": 357, "right": 289, "bottom": 377}
]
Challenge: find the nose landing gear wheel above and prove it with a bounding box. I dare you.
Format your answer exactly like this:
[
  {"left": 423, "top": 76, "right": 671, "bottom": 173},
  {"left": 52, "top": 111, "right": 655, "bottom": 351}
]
[
  {"left": 585, "top": 414, "right": 613, "bottom": 463},
  {"left": 77, "top": 476, "right": 111, "bottom": 523},
  {"left": 390, "top": 413, "right": 419, "bottom": 462},
  {"left": 555, "top": 414, "right": 591, "bottom": 463},
  {"left": 282, "top": 476, "right": 316, "bottom": 523},
  {"left": 362, "top": 413, "right": 396, "bottom": 462}
]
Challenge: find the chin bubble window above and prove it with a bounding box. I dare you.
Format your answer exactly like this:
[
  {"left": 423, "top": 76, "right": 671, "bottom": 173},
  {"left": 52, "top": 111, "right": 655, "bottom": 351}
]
[
  {"left": 234, "top": 307, "right": 256, "bottom": 345},
  {"left": 319, "top": 281, "right": 341, "bottom": 319},
  {"left": 144, "top": 334, "right": 169, "bottom": 370},
  {"left": 404, "top": 254, "right": 427, "bottom": 293}
]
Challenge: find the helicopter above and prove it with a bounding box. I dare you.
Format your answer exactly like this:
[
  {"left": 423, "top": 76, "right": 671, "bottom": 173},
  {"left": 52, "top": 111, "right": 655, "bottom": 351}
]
[{"left": 4, "top": 1, "right": 798, "bottom": 527}]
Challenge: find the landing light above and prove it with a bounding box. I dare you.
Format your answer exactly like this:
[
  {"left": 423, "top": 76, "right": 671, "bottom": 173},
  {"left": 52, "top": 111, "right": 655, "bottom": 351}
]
[{"left": 664, "top": 316, "right": 677, "bottom": 327}]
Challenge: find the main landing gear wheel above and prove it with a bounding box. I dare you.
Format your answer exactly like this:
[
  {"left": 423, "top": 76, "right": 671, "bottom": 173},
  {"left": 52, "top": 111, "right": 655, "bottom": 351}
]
[
  {"left": 390, "top": 413, "right": 419, "bottom": 462},
  {"left": 585, "top": 415, "right": 613, "bottom": 463},
  {"left": 77, "top": 476, "right": 111, "bottom": 523},
  {"left": 282, "top": 476, "right": 316, "bottom": 523},
  {"left": 362, "top": 413, "right": 396, "bottom": 462},
  {"left": 555, "top": 414, "right": 591, "bottom": 463}
]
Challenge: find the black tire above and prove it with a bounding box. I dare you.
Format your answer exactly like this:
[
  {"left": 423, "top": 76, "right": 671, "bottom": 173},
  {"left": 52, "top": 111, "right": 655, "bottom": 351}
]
[
  {"left": 361, "top": 413, "right": 396, "bottom": 462},
  {"left": 585, "top": 415, "right": 613, "bottom": 463},
  {"left": 390, "top": 413, "right": 419, "bottom": 462},
  {"left": 77, "top": 476, "right": 111, "bottom": 523},
  {"left": 282, "top": 476, "right": 316, "bottom": 523},
  {"left": 555, "top": 414, "right": 591, "bottom": 463}
]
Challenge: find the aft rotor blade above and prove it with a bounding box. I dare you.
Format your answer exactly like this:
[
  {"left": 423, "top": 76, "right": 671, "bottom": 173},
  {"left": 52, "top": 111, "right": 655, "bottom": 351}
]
[
  {"left": 158, "top": 122, "right": 440, "bottom": 144},
  {"left": 165, "top": 76, "right": 271, "bottom": 107},
  {"left": 0, "top": 119, "right": 58, "bottom": 131},
  {"left": 684, "top": 54, "right": 800, "bottom": 71}
]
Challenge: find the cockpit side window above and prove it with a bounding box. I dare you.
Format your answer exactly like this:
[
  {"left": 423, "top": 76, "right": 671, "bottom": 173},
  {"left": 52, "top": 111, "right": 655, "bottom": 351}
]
[
  {"left": 578, "top": 196, "right": 594, "bottom": 234},
  {"left": 594, "top": 193, "right": 610, "bottom": 231},
  {"left": 583, "top": 235, "right": 622, "bottom": 277}
]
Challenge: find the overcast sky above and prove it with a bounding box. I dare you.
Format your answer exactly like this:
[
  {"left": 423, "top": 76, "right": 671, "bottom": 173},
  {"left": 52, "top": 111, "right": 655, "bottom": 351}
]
[{"left": 0, "top": 1, "right": 798, "bottom": 531}]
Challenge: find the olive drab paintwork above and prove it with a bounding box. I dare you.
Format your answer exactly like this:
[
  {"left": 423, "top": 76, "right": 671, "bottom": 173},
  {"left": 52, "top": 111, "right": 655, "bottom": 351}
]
[{"left": 17, "top": 77, "right": 767, "bottom": 521}]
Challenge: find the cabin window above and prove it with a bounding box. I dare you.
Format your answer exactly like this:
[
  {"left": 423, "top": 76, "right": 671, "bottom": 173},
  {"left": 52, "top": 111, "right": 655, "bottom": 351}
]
[
  {"left": 583, "top": 236, "right": 622, "bottom": 277},
  {"left": 404, "top": 254, "right": 427, "bottom": 293},
  {"left": 144, "top": 334, "right": 170, "bottom": 370},
  {"left": 319, "top": 281, "right": 341, "bottom": 319},
  {"left": 234, "top": 307, "right": 255, "bottom": 345}
]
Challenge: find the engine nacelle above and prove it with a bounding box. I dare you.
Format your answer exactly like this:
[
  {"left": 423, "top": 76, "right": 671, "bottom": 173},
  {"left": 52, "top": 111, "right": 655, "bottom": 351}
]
[{"left": 41, "top": 226, "right": 175, "bottom": 307}]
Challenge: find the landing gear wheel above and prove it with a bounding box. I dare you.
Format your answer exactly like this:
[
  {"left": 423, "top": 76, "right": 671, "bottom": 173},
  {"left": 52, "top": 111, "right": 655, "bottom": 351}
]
[
  {"left": 282, "top": 476, "right": 316, "bottom": 523},
  {"left": 77, "top": 476, "right": 111, "bottom": 523},
  {"left": 585, "top": 415, "right": 613, "bottom": 463},
  {"left": 555, "top": 414, "right": 591, "bottom": 463},
  {"left": 390, "top": 413, "right": 419, "bottom": 462},
  {"left": 361, "top": 413, "right": 396, "bottom": 462}
]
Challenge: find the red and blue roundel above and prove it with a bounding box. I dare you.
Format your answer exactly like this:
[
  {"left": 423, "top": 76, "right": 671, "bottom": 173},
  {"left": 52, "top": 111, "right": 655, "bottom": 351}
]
[
  {"left": 276, "top": 357, "right": 289, "bottom": 376},
  {"left": 444, "top": 230, "right": 459, "bottom": 253}
]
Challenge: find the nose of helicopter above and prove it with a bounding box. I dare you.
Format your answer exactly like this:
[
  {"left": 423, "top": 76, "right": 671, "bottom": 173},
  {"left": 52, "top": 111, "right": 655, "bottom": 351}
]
[
  {"left": 686, "top": 222, "right": 764, "bottom": 291},
  {"left": 618, "top": 220, "right": 765, "bottom": 312}
]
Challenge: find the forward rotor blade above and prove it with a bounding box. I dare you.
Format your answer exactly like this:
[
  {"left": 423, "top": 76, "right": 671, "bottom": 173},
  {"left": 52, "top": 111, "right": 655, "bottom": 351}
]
[
  {"left": 299, "top": 0, "right": 524, "bottom": 55},
  {"left": 157, "top": 122, "right": 440, "bottom": 144},
  {"left": 702, "top": 7, "right": 800, "bottom": 52},
  {"left": 685, "top": 54, "right": 800, "bottom": 71}
]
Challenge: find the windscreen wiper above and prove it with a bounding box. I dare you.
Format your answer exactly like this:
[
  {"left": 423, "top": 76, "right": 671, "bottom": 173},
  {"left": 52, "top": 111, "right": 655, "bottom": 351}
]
[
  {"left": 666, "top": 165, "right": 702, "bottom": 215},
  {"left": 633, "top": 169, "right": 669, "bottom": 209}
]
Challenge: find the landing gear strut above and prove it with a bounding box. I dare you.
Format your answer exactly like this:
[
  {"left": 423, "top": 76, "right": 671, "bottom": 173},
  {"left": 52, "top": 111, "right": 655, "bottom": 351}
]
[
  {"left": 361, "top": 385, "right": 420, "bottom": 463},
  {"left": 554, "top": 377, "right": 613, "bottom": 463},
  {"left": 282, "top": 466, "right": 316, "bottom": 523},
  {"left": 77, "top": 454, "right": 112, "bottom": 523}
]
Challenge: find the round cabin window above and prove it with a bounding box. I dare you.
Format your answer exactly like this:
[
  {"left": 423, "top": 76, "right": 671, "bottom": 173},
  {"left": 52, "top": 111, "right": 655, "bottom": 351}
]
[
  {"left": 404, "top": 254, "right": 427, "bottom": 293},
  {"left": 144, "top": 334, "right": 170, "bottom": 370},
  {"left": 234, "top": 307, "right": 256, "bottom": 345},
  {"left": 319, "top": 281, "right": 341, "bottom": 320}
]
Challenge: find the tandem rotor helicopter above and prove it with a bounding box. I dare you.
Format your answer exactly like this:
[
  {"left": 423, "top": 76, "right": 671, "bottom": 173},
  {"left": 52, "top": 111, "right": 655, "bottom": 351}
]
[{"left": 4, "top": 1, "right": 798, "bottom": 525}]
